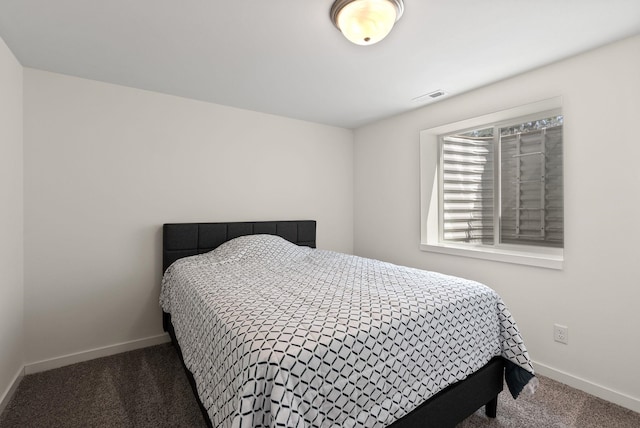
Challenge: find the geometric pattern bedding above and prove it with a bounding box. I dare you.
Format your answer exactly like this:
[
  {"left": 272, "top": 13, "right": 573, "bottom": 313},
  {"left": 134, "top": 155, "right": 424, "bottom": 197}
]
[{"left": 160, "top": 235, "right": 535, "bottom": 427}]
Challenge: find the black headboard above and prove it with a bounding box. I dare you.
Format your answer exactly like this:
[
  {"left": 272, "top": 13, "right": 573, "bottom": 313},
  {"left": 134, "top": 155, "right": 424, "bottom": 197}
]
[{"left": 162, "top": 220, "right": 317, "bottom": 272}]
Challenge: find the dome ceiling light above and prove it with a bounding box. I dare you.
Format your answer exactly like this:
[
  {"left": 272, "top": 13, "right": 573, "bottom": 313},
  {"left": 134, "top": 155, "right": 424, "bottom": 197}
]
[{"left": 330, "top": 0, "right": 404, "bottom": 46}]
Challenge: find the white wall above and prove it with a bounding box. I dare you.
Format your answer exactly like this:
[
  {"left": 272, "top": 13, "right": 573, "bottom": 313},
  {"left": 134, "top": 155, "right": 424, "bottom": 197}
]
[
  {"left": 0, "top": 37, "right": 24, "bottom": 407},
  {"left": 354, "top": 35, "right": 640, "bottom": 411},
  {"left": 23, "top": 69, "right": 354, "bottom": 365}
]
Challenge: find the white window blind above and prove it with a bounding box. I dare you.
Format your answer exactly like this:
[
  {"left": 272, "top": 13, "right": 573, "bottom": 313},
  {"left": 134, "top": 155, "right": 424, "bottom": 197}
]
[{"left": 440, "top": 129, "right": 494, "bottom": 244}]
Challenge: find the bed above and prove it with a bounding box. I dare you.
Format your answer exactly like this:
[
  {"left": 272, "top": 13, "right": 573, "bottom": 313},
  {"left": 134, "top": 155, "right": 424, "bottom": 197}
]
[{"left": 160, "top": 220, "right": 535, "bottom": 427}]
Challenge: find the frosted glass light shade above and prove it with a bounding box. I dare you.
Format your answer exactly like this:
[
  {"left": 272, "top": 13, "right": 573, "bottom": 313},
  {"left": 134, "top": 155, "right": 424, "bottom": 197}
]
[{"left": 330, "top": 0, "right": 404, "bottom": 46}]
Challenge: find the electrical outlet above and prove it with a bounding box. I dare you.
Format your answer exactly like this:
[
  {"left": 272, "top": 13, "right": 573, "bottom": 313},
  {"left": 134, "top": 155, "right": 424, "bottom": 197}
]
[{"left": 554, "top": 324, "right": 568, "bottom": 344}]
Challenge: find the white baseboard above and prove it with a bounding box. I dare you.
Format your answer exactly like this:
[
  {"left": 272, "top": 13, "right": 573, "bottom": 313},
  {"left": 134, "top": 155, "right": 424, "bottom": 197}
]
[
  {"left": 533, "top": 360, "right": 640, "bottom": 413},
  {"left": 0, "top": 366, "right": 24, "bottom": 415},
  {"left": 24, "top": 333, "right": 170, "bottom": 375}
]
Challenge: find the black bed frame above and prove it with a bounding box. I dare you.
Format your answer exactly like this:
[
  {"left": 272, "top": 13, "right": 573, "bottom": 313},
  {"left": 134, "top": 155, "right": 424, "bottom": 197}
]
[{"left": 162, "top": 220, "right": 504, "bottom": 427}]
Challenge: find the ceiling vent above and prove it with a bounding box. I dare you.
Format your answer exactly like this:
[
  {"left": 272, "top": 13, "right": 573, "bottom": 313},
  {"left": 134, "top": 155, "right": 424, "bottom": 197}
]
[{"left": 412, "top": 90, "right": 447, "bottom": 103}]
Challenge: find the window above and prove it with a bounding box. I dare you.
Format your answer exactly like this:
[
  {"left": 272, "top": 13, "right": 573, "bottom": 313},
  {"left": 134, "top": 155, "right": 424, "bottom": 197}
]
[{"left": 420, "top": 98, "right": 564, "bottom": 269}]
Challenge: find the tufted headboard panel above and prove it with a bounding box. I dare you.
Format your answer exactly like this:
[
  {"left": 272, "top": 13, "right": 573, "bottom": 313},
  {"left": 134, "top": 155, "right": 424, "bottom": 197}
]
[{"left": 162, "top": 220, "right": 316, "bottom": 272}]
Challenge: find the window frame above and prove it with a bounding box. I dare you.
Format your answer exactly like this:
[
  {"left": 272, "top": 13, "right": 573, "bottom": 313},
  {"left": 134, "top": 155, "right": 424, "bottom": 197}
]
[{"left": 420, "top": 98, "right": 564, "bottom": 269}]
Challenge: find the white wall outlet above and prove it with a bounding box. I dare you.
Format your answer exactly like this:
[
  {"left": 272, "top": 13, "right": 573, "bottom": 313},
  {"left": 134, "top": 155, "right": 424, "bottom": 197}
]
[{"left": 554, "top": 324, "right": 568, "bottom": 344}]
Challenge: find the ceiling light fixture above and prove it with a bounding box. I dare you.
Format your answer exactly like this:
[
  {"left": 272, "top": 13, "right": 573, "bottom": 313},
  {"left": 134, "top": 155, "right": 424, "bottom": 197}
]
[{"left": 330, "top": 0, "right": 404, "bottom": 46}]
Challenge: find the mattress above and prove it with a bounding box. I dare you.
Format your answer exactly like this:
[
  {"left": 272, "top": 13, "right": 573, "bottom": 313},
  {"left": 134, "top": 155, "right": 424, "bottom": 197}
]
[{"left": 160, "top": 234, "right": 535, "bottom": 427}]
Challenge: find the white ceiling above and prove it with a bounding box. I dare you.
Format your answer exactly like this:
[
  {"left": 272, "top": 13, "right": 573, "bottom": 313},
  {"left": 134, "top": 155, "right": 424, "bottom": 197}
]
[{"left": 1, "top": 0, "right": 639, "bottom": 128}]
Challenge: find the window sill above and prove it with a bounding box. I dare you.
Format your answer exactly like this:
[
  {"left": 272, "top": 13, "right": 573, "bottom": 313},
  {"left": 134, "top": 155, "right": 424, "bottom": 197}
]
[{"left": 420, "top": 242, "right": 563, "bottom": 270}]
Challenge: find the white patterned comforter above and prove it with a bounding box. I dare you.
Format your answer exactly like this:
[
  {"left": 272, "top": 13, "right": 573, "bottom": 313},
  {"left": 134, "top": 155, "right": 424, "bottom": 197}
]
[{"left": 160, "top": 235, "right": 534, "bottom": 427}]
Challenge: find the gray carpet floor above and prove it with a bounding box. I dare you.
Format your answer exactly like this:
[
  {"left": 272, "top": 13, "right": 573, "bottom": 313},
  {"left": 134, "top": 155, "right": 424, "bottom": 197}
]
[{"left": 1, "top": 343, "right": 638, "bottom": 427}]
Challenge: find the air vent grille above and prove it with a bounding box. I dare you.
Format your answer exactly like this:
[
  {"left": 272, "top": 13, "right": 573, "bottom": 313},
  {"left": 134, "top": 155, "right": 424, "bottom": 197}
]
[{"left": 412, "top": 90, "right": 447, "bottom": 103}]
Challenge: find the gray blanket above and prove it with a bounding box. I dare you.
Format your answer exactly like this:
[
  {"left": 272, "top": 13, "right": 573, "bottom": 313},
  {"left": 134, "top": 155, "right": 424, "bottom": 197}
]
[{"left": 160, "top": 234, "right": 534, "bottom": 427}]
